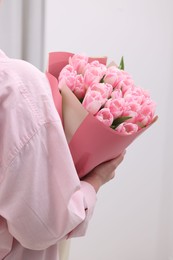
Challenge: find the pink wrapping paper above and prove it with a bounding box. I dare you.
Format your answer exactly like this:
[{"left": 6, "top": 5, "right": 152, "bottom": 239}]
[{"left": 46, "top": 52, "right": 157, "bottom": 178}]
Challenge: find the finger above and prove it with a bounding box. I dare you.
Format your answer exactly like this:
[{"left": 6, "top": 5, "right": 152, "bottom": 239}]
[{"left": 111, "top": 151, "right": 126, "bottom": 167}]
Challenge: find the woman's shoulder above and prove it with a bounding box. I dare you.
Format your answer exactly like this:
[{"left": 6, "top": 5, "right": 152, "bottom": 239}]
[
  {"left": 0, "top": 52, "right": 59, "bottom": 125},
  {"left": 0, "top": 55, "right": 44, "bottom": 83},
  {"left": 0, "top": 49, "right": 45, "bottom": 83},
  {"left": 0, "top": 51, "right": 55, "bottom": 107}
]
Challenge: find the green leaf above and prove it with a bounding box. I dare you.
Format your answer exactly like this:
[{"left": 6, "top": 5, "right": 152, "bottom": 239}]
[
  {"left": 118, "top": 56, "right": 125, "bottom": 70},
  {"left": 100, "top": 75, "right": 105, "bottom": 83},
  {"left": 111, "top": 116, "right": 131, "bottom": 129}
]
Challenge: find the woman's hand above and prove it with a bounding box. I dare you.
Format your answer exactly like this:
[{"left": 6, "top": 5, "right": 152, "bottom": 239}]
[{"left": 81, "top": 151, "right": 126, "bottom": 192}]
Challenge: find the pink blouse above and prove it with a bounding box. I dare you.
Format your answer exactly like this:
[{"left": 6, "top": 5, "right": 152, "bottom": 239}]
[{"left": 0, "top": 50, "right": 96, "bottom": 260}]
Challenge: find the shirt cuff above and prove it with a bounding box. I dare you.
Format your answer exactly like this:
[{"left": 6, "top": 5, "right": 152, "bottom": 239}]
[{"left": 67, "top": 181, "right": 97, "bottom": 239}]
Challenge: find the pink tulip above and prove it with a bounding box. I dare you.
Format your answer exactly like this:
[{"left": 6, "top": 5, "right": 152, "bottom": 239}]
[
  {"left": 73, "top": 74, "right": 86, "bottom": 99},
  {"left": 111, "top": 89, "right": 123, "bottom": 99},
  {"left": 123, "top": 98, "right": 141, "bottom": 123},
  {"left": 84, "top": 61, "right": 107, "bottom": 88},
  {"left": 89, "top": 82, "right": 113, "bottom": 99},
  {"left": 59, "top": 65, "right": 76, "bottom": 81},
  {"left": 58, "top": 74, "right": 76, "bottom": 91},
  {"left": 69, "top": 54, "right": 88, "bottom": 75},
  {"left": 105, "top": 98, "right": 124, "bottom": 118},
  {"left": 96, "top": 108, "right": 114, "bottom": 127},
  {"left": 85, "top": 60, "right": 107, "bottom": 75},
  {"left": 104, "top": 66, "right": 134, "bottom": 90},
  {"left": 136, "top": 100, "right": 156, "bottom": 127},
  {"left": 124, "top": 86, "right": 144, "bottom": 104},
  {"left": 116, "top": 122, "right": 139, "bottom": 135},
  {"left": 103, "top": 66, "right": 119, "bottom": 87},
  {"left": 58, "top": 65, "right": 77, "bottom": 91},
  {"left": 82, "top": 90, "right": 106, "bottom": 115}
]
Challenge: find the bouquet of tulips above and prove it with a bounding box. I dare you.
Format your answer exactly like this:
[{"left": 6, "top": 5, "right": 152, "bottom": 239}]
[{"left": 46, "top": 52, "right": 157, "bottom": 178}]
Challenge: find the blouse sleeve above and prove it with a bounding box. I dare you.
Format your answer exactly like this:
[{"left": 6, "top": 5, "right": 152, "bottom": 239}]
[
  {"left": 0, "top": 120, "right": 97, "bottom": 250},
  {"left": 0, "top": 56, "right": 97, "bottom": 251}
]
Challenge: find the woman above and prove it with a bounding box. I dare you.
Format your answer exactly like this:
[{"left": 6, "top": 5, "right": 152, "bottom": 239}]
[{"left": 0, "top": 2, "right": 125, "bottom": 260}]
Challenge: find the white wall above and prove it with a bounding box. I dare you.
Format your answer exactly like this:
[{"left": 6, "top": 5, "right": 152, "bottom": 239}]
[
  {"left": 0, "top": 0, "right": 45, "bottom": 70},
  {"left": 0, "top": 0, "right": 23, "bottom": 58},
  {"left": 44, "top": 0, "right": 173, "bottom": 260}
]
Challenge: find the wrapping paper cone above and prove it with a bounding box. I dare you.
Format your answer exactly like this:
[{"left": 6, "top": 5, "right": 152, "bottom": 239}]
[
  {"left": 46, "top": 72, "right": 62, "bottom": 121},
  {"left": 47, "top": 52, "right": 158, "bottom": 178},
  {"left": 68, "top": 113, "right": 157, "bottom": 178}
]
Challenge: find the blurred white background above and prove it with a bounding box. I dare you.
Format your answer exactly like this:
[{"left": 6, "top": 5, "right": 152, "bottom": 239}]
[{"left": 0, "top": 0, "right": 173, "bottom": 259}]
